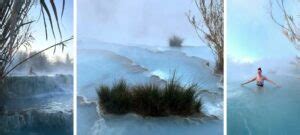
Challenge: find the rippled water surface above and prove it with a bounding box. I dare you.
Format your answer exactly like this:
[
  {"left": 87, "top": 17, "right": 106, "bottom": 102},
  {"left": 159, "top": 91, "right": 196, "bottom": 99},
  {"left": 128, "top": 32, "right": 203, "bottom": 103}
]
[{"left": 228, "top": 61, "right": 300, "bottom": 135}]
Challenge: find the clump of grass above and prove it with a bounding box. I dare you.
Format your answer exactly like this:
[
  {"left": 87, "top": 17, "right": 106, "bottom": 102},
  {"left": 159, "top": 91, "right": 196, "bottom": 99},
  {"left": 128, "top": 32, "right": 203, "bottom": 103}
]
[
  {"left": 98, "top": 80, "right": 131, "bottom": 114},
  {"left": 131, "top": 84, "right": 166, "bottom": 116},
  {"left": 169, "top": 35, "right": 184, "bottom": 47},
  {"left": 97, "top": 76, "right": 202, "bottom": 117}
]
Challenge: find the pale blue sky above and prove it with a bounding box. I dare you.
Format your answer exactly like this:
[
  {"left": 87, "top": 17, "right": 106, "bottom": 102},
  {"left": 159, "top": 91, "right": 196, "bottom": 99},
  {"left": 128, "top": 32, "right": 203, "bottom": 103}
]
[
  {"left": 228, "top": 0, "right": 299, "bottom": 63},
  {"left": 28, "top": 0, "right": 73, "bottom": 59},
  {"left": 27, "top": 0, "right": 300, "bottom": 62}
]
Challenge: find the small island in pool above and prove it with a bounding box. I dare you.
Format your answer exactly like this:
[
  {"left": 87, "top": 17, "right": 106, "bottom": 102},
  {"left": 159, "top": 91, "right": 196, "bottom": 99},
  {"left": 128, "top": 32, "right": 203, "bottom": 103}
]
[{"left": 97, "top": 76, "right": 204, "bottom": 117}]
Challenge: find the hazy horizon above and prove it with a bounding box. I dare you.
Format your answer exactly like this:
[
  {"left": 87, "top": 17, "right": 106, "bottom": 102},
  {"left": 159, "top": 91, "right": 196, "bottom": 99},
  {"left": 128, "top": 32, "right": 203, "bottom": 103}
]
[
  {"left": 78, "top": 0, "right": 205, "bottom": 47},
  {"left": 228, "top": 0, "right": 299, "bottom": 63}
]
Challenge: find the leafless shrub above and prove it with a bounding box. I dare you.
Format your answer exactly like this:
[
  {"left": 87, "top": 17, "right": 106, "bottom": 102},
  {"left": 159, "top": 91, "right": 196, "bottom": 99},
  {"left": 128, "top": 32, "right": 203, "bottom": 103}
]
[{"left": 187, "top": 0, "right": 224, "bottom": 74}]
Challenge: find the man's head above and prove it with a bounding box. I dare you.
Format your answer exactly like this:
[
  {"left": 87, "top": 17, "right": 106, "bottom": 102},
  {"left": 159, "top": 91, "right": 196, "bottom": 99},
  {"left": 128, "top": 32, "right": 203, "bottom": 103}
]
[{"left": 257, "top": 67, "right": 262, "bottom": 75}]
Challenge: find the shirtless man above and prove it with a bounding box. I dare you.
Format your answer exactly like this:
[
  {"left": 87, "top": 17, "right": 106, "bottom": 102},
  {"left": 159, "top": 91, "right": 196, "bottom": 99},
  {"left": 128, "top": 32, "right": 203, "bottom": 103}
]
[{"left": 241, "top": 67, "right": 279, "bottom": 87}]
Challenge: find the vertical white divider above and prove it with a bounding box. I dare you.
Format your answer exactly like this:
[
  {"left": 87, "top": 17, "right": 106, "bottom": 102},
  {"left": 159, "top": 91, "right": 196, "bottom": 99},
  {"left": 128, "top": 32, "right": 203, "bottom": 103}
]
[
  {"left": 224, "top": 0, "right": 228, "bottom": 134},
  {"left": 73, "top": 0, "right": 78, "bottom": 134}
]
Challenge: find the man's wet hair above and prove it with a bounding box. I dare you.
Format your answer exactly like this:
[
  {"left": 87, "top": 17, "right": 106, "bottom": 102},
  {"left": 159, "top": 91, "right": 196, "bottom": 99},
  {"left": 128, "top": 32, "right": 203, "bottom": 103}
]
[{"left": 258, "top": 67, "right": 262, "bottom": 71}]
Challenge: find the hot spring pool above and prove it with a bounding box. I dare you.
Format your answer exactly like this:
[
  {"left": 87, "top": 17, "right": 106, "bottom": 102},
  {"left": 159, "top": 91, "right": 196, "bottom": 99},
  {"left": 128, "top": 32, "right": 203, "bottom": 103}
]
[
  {"left": 0, "top": 75, "right": 73, "bottom": 135},
  {"left": 77, "top": 40, "right": 223, "bottom": 135},
  {"left": 228, "top": 74, "right": 300, "bottom": 135}
]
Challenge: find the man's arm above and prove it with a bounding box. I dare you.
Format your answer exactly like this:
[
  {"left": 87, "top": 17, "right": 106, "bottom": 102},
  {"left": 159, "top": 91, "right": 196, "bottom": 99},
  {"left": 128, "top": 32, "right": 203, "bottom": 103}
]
[
  {"left": 264, "top": 76, "right": 280, "bottom": 87},
  {"left": 241, "top": 77, "right": 256, "bottom": 85}
]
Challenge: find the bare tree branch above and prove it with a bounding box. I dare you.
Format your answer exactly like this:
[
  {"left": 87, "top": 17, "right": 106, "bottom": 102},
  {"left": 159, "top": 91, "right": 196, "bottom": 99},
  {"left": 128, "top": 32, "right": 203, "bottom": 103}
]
[
  {"left": 187, "top": 0, "right": 224, "bottom": 74},
  {"left": 269, "top": 0, "right": 300, "bottom": 50}
]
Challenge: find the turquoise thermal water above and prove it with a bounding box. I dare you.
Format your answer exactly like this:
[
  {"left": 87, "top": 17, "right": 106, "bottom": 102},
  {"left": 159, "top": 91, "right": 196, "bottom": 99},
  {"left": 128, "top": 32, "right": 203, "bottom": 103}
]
[
  {"left": 228, "top": 60, "right": 300, "bottom": 135},
  {"left": 77, "top": 39, "right": 223, "bottom": 135}
]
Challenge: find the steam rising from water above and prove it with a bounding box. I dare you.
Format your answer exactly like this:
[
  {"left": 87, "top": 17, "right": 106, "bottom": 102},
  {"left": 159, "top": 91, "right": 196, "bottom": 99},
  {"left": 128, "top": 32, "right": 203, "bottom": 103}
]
[
  {"left": 77, "top": 39, "right": 223, "bottom": 135},
  {"left": 78, "top": 0, "right": 202, "bottom": 46}
]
